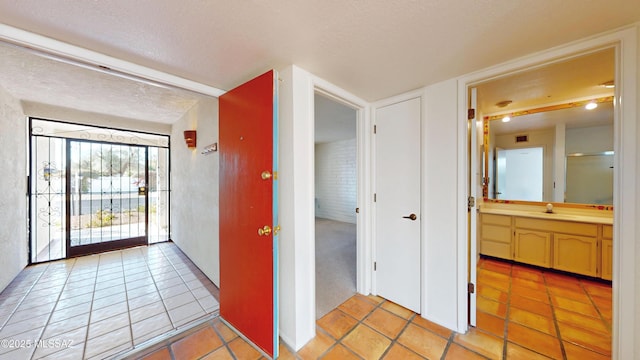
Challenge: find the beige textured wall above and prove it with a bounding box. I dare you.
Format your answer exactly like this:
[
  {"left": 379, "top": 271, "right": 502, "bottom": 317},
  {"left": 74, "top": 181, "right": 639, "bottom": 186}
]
[
  {"left": 0, "top": 86, "right": 28, "bottom": 292},
  {"left": 170, "top": 98, "right": 220, "bottom": 286}
]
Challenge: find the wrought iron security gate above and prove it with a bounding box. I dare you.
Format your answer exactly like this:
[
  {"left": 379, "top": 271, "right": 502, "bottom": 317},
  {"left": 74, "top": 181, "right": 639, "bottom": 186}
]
[{"left": 29, "top": 119, "right": 170, "bottom": 263}]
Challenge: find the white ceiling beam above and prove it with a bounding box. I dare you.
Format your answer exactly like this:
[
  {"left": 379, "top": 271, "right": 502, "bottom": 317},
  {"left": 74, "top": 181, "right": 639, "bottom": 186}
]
[{"left": 0, "top": 23, "right": 225, "bottom": 97}]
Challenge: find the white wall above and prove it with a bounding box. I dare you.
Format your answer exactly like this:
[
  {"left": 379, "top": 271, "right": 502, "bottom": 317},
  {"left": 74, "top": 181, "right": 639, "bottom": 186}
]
[
  {"left": 566, "top": 124, "right": 614, "bottom": 154},
  {"left": 421, "top": 80, "right": 460, "bottom": 330},
  {"left": 277, "top": 65, "right": 316, "bottom": 350},
  {"left": 0, "top": 86, "right": 28, "bottom": 292},
  {"left": 169, "top": 98, "right": 220, "bottom": 285},
  {"left": 315, "top": 139, "right": 357, "bottom": 223},
  {"left": 631, "top": 24, "right": 640, "bottom": 360},
  {"left": 23, "top": 102, "right": 171, "bottom": 135}
]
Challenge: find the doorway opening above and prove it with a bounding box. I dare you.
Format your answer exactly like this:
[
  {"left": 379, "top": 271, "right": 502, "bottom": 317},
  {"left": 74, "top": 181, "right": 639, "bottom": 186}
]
[
  {"left": 467, "top": 47, "right": 616, "bottom": 357},
  {"left": 313, "top": 92, "right": 358, "bottom": 319},
  {"left": 29, "top": 118, "right": 170, "bottom": 263},
  {"left": 495, "top": 146, "right": 544, "bottom": 201}
]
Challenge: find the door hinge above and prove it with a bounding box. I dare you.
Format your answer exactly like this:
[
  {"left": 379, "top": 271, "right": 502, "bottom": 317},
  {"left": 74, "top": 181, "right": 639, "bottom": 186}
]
[
  {"left": 467, "top": 196, "right": 475, "bottom": 210},
  {"left": 374, "top": 193, "right": 377, "bottom": 202},
  {"left": 373, "top": 125, "right": 377, "bottom": 134},
  {"left": 374, "top": 262, "right": 377, "bottom": 271},
  {"left": 468, "top": 108, "right": 476, "bottom": 120},
  {"left": 468, "top": 282, "right": 475, "bottom": 294}
]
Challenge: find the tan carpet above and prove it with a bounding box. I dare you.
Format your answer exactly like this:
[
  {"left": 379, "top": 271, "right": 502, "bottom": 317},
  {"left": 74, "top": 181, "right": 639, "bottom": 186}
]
[{"left": 315, "top": 218, "right": 357, "bottom": 319}]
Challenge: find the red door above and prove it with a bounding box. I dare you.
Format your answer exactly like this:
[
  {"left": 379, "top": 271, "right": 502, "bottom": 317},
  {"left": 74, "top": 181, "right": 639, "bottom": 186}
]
[{"left": 219, "top": 70, "right": 279, "bottom": 358}]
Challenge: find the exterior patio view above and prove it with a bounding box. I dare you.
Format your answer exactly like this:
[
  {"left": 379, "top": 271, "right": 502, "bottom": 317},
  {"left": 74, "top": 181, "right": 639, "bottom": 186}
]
[{"left": 30, "top": 120, "right": 170, "bottom": 263}]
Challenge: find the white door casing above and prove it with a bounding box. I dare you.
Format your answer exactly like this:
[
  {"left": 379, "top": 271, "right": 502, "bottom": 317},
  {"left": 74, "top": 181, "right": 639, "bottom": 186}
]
[
  {"left": 374, "top": 97, "right": 421, "bottom": 313},
  {"left": 468, "top": 88, "right": 478, "bottom": 326},
  {"left": 459, "top": 27, "right": 637, "bottom": 358}
]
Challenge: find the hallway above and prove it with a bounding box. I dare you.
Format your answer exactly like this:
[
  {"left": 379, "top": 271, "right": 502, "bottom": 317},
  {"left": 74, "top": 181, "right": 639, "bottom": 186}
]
[{"left": 0, "top": 243, "right": 219, "bottom": 360}]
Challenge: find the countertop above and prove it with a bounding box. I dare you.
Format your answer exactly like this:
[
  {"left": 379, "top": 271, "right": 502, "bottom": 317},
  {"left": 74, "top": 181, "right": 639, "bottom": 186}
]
[{"left": 480, "top": 207, "right": 613, "bottom": 225}]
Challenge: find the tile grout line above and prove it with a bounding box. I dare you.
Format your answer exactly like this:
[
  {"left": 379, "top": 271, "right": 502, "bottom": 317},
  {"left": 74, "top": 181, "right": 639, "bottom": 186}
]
[
  {"left": 318, "top": 296, "right": 447, "bottom": 360},
  {"left": 80, "top": 256, "right": 101, "bottom": 360},
  {"left": 438, "top": 331, "right": 457, "bottom": 360},
  {"left": 1, "top": 244, "right": 225, "bottom": 360},
  {"left": 473, "top": 260, "right": 512, "bottom": 360},
  {"left": 377, "top": 311, "right": 417, "bottom": 359},
  {"left": 11, "top": 261, "right": 69, "bottom": 360},
  {"left": 140, "top": 245, "right": 178, "bottom": 330},
  {"left": 578, "top": 279, "right": 612, "bottom": 334},
  {"left": 316, "top": 296, "right": 390, "bottom": 358},
  {"left": 483, "top": 258, "right": 613, "bottom": 359},
  {"left": 313, "top": 298, "right": 382, "bottom": 359},
  {"left": 208, "top": 318, "right": 239, "bottom": 360},
  {"left": 502, "top": 262, "right": 513, "bottom": 360},
  {"left": 119, "top": 250, "right": 136, "bottom": 354},
  {"left": 157, "top": 244, "right": 209, "bottom": 316},
  {"left": 0, "top": 263, "right": 50, "bottom": 330},
  {"left": 90, "top": 252, "right": 141, "bottom": 360},
  {"left": 543, "top": 272, "right": 568, "bottom": 360},
  {"left": 33, "top": 259, "right": 83, "bottom": 360}
]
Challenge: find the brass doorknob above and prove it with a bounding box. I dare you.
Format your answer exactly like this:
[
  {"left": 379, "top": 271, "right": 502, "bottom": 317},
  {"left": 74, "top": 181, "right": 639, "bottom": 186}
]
[
  {"left": 402, "top": 213, "right": 417, "bottom": 221},
  {"left": 258, "top": 225, "right": 272, "bottom": 236},
  {"left": 261, "top": 171, "right": 272, "bottom": 180}
]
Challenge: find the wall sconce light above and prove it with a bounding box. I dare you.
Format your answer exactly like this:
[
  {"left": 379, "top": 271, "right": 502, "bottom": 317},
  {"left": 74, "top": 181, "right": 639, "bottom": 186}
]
[{"left": 184, "top": 130, "right": 197, "bottom": 148}]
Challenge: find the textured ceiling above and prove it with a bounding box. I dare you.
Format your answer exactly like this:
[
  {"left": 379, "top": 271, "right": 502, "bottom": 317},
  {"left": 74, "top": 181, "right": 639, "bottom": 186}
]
[
  {"left": 0, "top": 42, "right": 208, "bottom": 124},
  {"left": 0, "top": 0, "right": 638, "bottom": 104}
]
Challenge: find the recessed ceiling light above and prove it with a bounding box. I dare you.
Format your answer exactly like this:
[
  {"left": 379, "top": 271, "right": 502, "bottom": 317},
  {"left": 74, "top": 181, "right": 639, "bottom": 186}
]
[
  {"left": 585, "top": 102, "right": 598, "bottom": 110},
  {"left": 601, "top": 80, "right": 615, "bottom": 88},
  {"left": 502, "top": 116, "right": 511, "bottom": 122}
]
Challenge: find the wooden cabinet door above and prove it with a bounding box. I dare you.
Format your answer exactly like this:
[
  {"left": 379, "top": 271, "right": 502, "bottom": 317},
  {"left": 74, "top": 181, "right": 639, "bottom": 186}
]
[
  {"left": 601, "top": 239, "right": 613, "bottom": 280},
  {"left": 514, "top": 229, "right": 551, "bottom": 267},
  {"left": 553, "top": 234, "right": 598, "bottom": 277}
]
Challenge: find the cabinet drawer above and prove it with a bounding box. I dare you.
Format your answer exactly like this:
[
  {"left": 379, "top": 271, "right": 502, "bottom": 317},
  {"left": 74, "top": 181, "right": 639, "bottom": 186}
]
[
  {"left": 480, "top": 240, "right": 512, "bottom": 260},
  {"left": 481, "top": 214, "right": 511, "bottom": 226},
  {"left": 515, "top": 217, "right": 597, "bottom": 237},
  {"left": 482, "top": 224, "right": 511, "bottom": 244},
  {"left": 602, "top": 225, "right": 613, "bottom": 240},
  {"left": 553, "top": 234, "right": 598, "bottom": 277}
]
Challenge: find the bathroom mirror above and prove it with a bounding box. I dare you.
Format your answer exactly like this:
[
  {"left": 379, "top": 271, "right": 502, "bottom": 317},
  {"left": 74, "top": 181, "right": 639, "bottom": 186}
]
[
  {"left": 476, "top": 48, "right": 615, "bottom": 206},
  {"left": 483, "top": 99, "right": 614, "bottom": 204}
]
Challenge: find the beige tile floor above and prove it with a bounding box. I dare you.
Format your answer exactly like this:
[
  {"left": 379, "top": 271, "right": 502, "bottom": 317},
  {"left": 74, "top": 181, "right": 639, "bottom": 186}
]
[{"left": 0, "top": 242, "right": 219, "bottom": 360}]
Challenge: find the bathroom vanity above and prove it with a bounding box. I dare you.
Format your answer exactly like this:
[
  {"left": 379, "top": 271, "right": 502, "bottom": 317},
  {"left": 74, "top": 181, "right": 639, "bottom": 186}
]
[{"left": 480, "top": 208, "right": 613, "bottom": 280}]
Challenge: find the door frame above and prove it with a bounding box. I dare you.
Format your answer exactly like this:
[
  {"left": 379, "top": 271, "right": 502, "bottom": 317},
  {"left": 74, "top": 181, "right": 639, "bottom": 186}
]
[
  {"left": 312, "top": 81, "right": 370, "bottom": 296},
  {"left": 277, "top": 67, "right": 370, "bottom": 350},
  {"left": 312, "top": 87, "right": 363, "bottom": 304},
  {"left": 457, "top": 26, "right": 638, "bottom": 358}
]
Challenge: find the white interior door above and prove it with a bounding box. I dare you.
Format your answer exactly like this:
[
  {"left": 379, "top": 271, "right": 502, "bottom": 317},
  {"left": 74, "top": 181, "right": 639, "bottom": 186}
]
[
  {"left": 374, "top": 97, "right": 421, "bottom": 313},
  {"left": 501, "top": 147, "right": 544, "bottom": 201}
]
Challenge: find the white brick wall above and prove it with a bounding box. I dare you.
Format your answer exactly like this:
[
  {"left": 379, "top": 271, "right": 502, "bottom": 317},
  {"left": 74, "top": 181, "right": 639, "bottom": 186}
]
[{"left": 315, "top": 138, "right": 357, "bottom": 224}]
